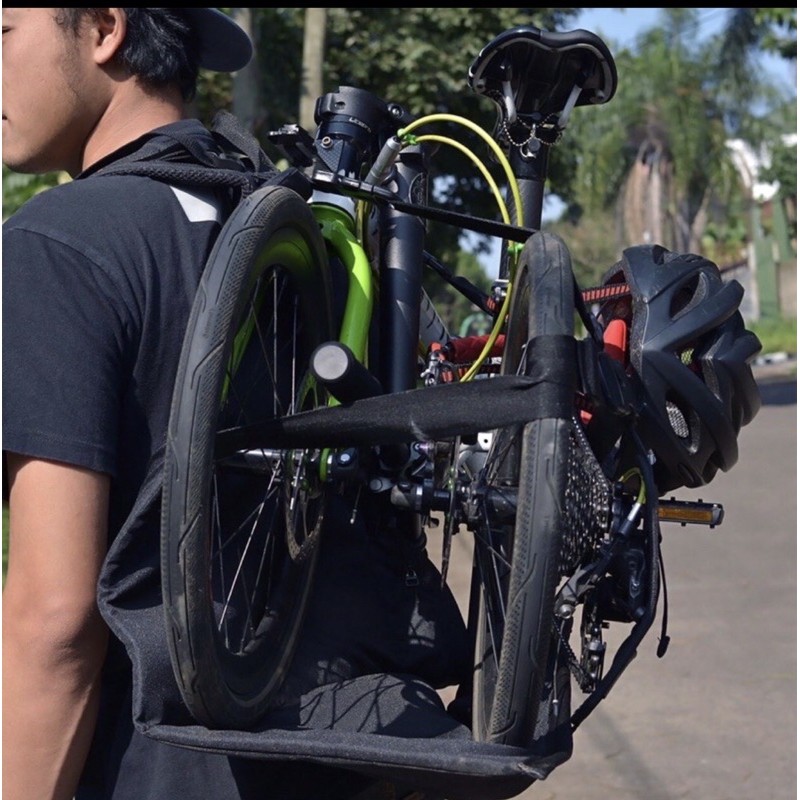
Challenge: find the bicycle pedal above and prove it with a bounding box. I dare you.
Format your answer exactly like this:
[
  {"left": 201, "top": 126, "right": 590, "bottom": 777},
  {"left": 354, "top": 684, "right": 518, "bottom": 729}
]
[{"left": 657, "top": 499, "right": 724, "bottom": 528}]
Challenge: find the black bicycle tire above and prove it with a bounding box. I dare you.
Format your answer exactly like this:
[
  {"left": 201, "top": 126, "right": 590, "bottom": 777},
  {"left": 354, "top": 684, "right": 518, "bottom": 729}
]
[
  {"left": 161, "top": 184, "right": 333, "bottom": 729},
  {"left": 472, "top": 231, "right": 575, "bottom": 746}
]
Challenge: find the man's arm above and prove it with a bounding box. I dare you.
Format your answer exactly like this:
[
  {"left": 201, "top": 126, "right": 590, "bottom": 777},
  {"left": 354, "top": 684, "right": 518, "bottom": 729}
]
[{"left": 3, "top": 455, "right": 110, "bottom": 800}]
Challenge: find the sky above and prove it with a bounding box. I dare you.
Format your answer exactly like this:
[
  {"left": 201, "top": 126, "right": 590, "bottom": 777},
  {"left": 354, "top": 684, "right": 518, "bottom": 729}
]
[{"left": 573, "top": 7, "right": 723, "bottom": 46}]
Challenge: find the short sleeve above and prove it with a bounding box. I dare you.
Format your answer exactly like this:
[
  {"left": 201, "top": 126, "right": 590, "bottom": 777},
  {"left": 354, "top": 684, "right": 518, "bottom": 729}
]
[{"left": 3, "top": 226, "right": 131, "bottom": 476}]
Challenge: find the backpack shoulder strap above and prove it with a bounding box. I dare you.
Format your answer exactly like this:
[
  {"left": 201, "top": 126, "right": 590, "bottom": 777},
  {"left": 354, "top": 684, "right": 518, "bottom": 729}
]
[
  {"left": 208, "top": 110, "right": 275, "bottom": 174},
  {"left": 90, "top": 114, "right": 277, "bottom": 198},
  {"left": 89, "top": 114, "right": 314, "bottom": 202}
]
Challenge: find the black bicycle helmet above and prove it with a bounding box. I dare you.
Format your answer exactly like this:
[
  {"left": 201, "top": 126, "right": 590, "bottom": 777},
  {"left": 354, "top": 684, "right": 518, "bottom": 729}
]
[{"left": 598, "top": 244, "right": 762, "bottom": 493}]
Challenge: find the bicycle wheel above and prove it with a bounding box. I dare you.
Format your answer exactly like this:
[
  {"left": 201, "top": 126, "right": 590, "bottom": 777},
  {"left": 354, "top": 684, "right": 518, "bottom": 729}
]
[
  {"left": 471, "top": 231, "right": 575, "bottom": 746},
  {"left": 161, "top": 185, "right": 333, "bottom": 729}
]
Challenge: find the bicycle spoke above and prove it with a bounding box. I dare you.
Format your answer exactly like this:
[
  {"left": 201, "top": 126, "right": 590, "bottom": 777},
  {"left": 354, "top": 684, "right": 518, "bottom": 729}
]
[
  {"left": 217, "top": 499, "right": 261, "bottom": 629},
  {"left": 222, "top": 274, "right": 285, "bottom": 425},
  {"left": 211, "top": 466, "right": 282, "bottom": 649},
  {"left": 251, "top": 274, "right": 292, "bottom": 419},
  {"left": 290, "top": 299, "right": 298, "bottom": 414},
  {"left": 206, "top": 264, "right": 321, "bottom": 652},
  {"left": 474, "top": 545, "right": 502, "bottom": 671},
  {"left": 210, "top": 466, "right": 281, "bottom": 561}
]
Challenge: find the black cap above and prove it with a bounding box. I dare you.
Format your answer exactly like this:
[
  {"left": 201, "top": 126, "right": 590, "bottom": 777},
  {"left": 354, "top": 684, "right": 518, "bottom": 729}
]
[{"left": 179, "top": 8, "right": 253, "bottom": 72}]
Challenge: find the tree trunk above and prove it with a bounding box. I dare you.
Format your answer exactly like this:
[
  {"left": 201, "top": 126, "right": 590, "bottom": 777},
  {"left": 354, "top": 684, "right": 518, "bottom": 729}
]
[
  {"left": 231, "top": 8, "right": 261, "bottom": 134},
  {"left": 300, "top": 8, "right": 327, "bottom": 132}
]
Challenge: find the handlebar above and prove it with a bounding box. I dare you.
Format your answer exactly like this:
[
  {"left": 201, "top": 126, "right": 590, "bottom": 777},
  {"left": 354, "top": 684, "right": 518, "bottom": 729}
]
[{"left": 269, "top": 24, "right": 617, "bottom": 237}]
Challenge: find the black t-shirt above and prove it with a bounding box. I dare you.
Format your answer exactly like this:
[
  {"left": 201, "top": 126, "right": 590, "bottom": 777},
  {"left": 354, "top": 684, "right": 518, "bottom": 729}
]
[
  {"left": 2, "top": 121, "right": 391, "bottom": 800},
  {"left": 3, "top": 121, "right": 221, "bottom": 533}
]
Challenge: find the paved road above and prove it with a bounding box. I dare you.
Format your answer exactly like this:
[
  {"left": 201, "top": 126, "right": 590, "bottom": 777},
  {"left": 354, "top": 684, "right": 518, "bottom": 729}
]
[{"left": 431, "top": 378, "right": 796, "bottom": 800}]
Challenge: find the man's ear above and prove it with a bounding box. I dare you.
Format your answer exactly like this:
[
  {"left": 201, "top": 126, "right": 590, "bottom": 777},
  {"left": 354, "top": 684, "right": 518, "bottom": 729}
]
[{"left": 91, "top": 8, "right": 127, "bottom": 67}]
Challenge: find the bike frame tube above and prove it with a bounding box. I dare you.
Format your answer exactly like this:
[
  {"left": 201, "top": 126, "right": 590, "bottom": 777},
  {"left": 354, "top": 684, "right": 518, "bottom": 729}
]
[
  {"left": 377, "top": 146, "right": 428, "bottom": 393},
  {"left": 312, "top": 203, "right": 373, "bottom": 364},
  {"left": 510, "top": 136, "right": 550, "bottom": 230},
  {"left": 312, "top": 201, "right": 374, "bottom": 483}
]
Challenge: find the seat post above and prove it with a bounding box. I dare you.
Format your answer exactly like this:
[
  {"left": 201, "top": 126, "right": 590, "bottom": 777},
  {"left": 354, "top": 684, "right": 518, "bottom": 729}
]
[{"left": 497, "top": 139, "right": 549, "bottom": 280}]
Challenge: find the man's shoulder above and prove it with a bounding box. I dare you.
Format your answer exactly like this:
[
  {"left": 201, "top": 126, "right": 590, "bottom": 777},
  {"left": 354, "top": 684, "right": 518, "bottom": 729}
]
[
  {"left": 5, "top": 119, "right": 219, "bottom": 233},
  {"left": 5, "top": 172, "right": 175, "bottom": 235},
  {"left": 4, "top": 173, "right": 222, "bottom": 261}
]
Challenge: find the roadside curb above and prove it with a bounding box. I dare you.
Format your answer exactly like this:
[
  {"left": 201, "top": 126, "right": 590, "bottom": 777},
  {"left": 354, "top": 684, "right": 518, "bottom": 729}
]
[{"left": 753, "top": 353, "right": 796, "bottom": 385}]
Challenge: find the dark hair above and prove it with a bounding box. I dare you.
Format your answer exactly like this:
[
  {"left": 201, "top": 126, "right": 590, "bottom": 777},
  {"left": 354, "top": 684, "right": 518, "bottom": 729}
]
[{"left": 54, "top": 8, "right": 201, "bottom": 101}]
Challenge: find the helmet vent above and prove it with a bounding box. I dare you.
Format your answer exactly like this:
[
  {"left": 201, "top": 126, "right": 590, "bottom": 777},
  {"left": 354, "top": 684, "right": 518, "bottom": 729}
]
[
  {"left": 666, "top": 398, "right": 690, "bottom": 439},
  {"left": 670, "top": 274, "right": 700, "bottom": 318}
]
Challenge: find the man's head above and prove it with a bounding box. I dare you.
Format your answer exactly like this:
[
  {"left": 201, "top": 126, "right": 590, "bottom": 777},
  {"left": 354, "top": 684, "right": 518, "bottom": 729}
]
[{"left": 2, "top": 8, "right": 251, "bottom": 177}]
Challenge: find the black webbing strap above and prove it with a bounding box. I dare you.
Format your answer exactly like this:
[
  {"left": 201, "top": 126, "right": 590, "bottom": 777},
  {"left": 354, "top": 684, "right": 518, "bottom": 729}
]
[
  {"left": 88, "top": 110, "right": 297, "bottom": 200},
  {"left": 217, "top": 335, "right": 577, "bottom": 456},
  {"left": 524, "top": 334, "right": 577, "bottom": 418},
  {"left": 95, "top": 158, "right": 263, "bottom": 194},
  {"left": 209, "top": 110, "right": 275, "bottom": 174}
]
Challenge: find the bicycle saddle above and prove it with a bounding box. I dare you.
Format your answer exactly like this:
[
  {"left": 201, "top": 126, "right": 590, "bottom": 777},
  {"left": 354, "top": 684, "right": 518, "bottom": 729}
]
[{"left": 469, "top": 26, "right": 617, "bottom": 128}]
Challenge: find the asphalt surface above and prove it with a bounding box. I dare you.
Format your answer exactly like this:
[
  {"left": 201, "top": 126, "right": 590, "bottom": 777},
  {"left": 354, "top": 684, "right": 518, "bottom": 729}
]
[{"left": 430, "top": 368, "right": 796, "bottom": 800}]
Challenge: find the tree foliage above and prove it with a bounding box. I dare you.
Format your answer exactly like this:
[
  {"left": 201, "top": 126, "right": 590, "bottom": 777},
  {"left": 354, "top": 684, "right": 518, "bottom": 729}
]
[
  {"left": 761, "top": 136, "right": 798, "bottom": 202},
  {"left": 732, "top": 7, "right": 797, "bottom": 61},
  {"left": 548, "top": 208, "right": 625, "bottom": 287},
  {"left": 4, "top": 6, "right": 795, "bottom": 281},
  {"left": 545, "top": 8, "right": 796, "bottom": 262},
  {"left": 2, "top": 168, "right": 63, "bottom": 222}
]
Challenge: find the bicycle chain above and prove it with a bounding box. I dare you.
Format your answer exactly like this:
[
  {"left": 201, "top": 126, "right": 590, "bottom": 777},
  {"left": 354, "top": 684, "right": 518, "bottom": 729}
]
[
  {"left": 553, "top": 617, "right": 592, "bottom": 689},
  {"left": 498, "top": 116, "right": 536, "bottom": 149}
]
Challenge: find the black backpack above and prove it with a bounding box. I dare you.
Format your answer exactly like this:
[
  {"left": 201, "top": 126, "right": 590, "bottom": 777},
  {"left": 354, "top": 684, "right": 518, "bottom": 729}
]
[{"left": 95, "top": 110, "right": 574, "bottom": 800}]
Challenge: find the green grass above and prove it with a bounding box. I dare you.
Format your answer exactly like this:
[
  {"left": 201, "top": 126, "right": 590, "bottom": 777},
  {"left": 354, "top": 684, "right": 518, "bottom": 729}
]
[{"left": 750, "top": 316, "right": 796, "bottom": 357}]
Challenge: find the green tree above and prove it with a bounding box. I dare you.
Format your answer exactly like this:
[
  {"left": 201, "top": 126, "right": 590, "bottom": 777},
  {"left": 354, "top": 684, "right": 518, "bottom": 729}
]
[
  {"left": 300, "top": 8, "right": 327, "bottom": 131},
  {"left": 712, "top": 7, "right": 795, "bottom": 139},
  {"left": 762, "top": 136, "right": 798, "bottom": 203},
  {"left": 548, "top": 8, "right": 795, "bottom": 266},
  {"left": 548, "top": 208, "right": 624, "bottom": 287},
  {"left": 3, "top": 168, "right": 64, "bottom": 222},
  {"left": 721, "top": 7, "right": 797, "bottom": 66}
]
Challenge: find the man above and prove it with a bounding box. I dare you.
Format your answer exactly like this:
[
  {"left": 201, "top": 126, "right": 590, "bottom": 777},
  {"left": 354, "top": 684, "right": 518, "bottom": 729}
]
[{"left": 3, "top": 9, "right": 432, "bottom": 799}]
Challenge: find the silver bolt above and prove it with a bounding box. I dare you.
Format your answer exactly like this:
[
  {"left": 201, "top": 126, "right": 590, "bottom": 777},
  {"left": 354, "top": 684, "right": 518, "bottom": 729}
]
[{"left": 556, "top": 603, "right": 575, "bottom": 619}]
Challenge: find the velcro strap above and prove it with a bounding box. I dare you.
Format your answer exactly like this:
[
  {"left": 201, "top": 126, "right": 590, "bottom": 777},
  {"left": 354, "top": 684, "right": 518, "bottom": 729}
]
[
  {"left": 217, "top": 335, "right": 577, "bottom": 454},
  {"left": 524, "top": 334, "right": 577, "bottom": 419}
]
